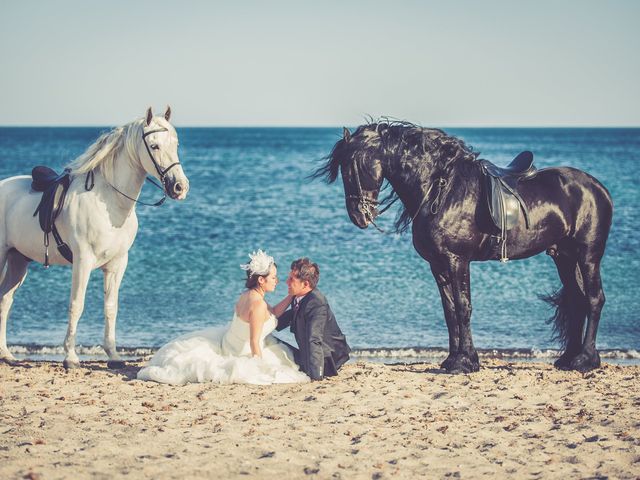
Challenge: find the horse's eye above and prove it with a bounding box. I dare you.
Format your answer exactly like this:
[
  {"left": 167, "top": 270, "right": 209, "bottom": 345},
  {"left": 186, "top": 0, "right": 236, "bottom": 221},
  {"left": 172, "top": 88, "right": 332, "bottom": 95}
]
[{"left": 150, "top": 144, "right": 159, "bottom": 150}]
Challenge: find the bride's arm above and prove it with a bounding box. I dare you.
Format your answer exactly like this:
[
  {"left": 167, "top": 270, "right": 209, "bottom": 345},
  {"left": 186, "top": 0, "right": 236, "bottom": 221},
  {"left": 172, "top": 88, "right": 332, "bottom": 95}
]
[
  {"left": 249, "top": 301, "right": 268, "bottom": 358},
  {"left": 268, "top": 294, "right": 294, "bottom": 318}
]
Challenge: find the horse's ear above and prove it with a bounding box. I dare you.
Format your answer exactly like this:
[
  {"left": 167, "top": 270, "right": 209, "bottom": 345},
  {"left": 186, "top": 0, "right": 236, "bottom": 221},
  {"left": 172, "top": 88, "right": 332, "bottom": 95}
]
[
  {"left": 145, "top": 107, "right": 153, "bottom": 126},
  {"left": 342, "top": 127, "right": 351, "bottom": 142},
  {"left": 164, "top": 105, "right": 171, "bottom": 121}
]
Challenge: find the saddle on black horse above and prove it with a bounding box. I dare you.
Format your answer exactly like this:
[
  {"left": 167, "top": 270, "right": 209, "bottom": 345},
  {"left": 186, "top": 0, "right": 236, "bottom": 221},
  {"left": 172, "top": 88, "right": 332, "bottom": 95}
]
[
  {"left": 31, "top": 166, "right": 73, "bottom": 267},
  {"left": 480, "top": 151, "right": 537, "bottom": 262}
]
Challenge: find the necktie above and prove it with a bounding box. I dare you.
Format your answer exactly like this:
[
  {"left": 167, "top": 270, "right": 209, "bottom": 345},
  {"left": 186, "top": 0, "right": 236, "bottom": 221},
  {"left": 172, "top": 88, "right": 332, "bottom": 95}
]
[{"left": 294, "top": 298, "right": 300, "bottom": 312}]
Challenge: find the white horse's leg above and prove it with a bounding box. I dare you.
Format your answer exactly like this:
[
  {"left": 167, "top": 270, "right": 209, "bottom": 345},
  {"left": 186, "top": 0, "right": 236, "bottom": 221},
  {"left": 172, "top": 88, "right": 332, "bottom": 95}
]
[
  {"left": 102, "top": 254, "right": 128, "bottom": 369},
  {"left": 0, "top": 250, "right": 29, "bottom": 362},
  {"left": 63, "top": 259, "right": 93, "bottom": 369},
  {"left": 0, "top": 248, "right": 9, "bottom": 359}
]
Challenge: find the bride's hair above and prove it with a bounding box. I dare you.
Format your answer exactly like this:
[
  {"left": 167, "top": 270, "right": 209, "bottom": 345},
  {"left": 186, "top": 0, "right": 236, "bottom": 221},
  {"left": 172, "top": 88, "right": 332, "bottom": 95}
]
[{"left": 245, "top": 263, "right": 277, "bottom": 289}]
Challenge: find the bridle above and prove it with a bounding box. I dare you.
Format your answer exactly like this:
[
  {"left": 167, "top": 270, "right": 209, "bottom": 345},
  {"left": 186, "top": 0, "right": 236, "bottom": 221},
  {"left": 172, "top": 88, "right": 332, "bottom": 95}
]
[
  {"left": 345, "top": 157, "right": 447, "bottom": 233},
  {"left": 345, "top": 157, "right": 393, "bottom": 233},
  {"left": 86, "top": 126, "right": 182, "bottom": 207},
  {"left": 142, "top": 127, "right": 182, "bottom": 184}
]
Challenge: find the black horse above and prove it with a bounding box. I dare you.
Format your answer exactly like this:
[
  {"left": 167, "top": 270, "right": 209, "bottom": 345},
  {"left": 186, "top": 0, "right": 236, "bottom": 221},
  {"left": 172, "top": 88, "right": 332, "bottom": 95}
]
[{"left": 315, "top": 122, "right": 613, "bottom": 373}]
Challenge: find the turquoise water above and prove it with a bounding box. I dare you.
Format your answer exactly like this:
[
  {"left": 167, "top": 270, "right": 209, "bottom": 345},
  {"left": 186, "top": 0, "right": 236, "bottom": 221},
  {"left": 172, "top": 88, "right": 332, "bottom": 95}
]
[{"left": 0, "top": 127, "right": 638, "bottom": 359}]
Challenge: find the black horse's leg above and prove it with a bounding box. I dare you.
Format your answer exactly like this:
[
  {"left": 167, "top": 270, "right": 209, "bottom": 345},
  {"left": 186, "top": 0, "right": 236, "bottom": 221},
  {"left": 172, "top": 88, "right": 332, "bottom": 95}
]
[
  {"left": 569, "top": 253, "right": 605, "bottom": 372},
  {"left": 430, "top": 266, "right": 459, "bottom": 370},
  {"left": 446, "top": 257, "right": 479, "bottom": 374},
  {"left": 549, "top": 247, "right": 587, "bottom": 369}
]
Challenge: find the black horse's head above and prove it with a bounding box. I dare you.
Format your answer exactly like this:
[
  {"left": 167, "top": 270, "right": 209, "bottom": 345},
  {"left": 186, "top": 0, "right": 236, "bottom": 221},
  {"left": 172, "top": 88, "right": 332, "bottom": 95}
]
[
  {"left": 314, "top": 121, "right": 479, "bottom": 233},
  {"left": 314, "top": 125, "right": 386, "bottom": 229}
]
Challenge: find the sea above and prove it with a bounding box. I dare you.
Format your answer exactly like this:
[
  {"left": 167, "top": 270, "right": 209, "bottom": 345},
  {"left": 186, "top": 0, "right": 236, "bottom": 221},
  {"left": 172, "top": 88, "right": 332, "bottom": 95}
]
[{"left": 0, "top": 126, "right": 638, "bottom": 364}]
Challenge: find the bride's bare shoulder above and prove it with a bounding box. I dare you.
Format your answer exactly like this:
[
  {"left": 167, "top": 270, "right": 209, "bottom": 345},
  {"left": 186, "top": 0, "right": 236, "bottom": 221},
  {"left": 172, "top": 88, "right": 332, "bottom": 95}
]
[
  {"left": 234, "top": 290, "right": 252, "bottom": 315},
  {"left": 249, "top": 297, "right": 268, "bottom": 316},
  {"left": 235, "top": 290, "right": 268, "bottom": 322}
]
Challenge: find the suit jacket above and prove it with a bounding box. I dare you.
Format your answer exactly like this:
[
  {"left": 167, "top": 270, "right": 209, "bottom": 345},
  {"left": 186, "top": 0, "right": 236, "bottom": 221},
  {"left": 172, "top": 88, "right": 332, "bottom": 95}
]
[{"left": 276, "top": 288, "right": 350, "bottom": 380}]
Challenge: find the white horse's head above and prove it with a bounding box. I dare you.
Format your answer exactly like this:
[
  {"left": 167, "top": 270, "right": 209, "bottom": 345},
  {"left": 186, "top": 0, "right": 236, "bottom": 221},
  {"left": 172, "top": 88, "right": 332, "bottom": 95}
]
[{"left": 137, "top": 106, "right": 189, "bottom": 200}]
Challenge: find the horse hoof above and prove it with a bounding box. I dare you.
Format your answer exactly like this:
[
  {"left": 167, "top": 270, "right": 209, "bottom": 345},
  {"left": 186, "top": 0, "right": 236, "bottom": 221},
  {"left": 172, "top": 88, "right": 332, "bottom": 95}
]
[
  {"left": 1, "top": 357, "right": 20, "bottom": 366},
  {"left": 569, "top": 351, "right": 601, "bottom": 373},
  {"left": 0, "top": 350, "right": 16, "bottom": 361},
  {"left": 63, "top": 359, "right": 80, "bottom": 370},
  {"left": 440, "top": 355, "right": 456, "bottom": 370},
  {"left": 107, "top": 360, "right": 127, "bottom": 369},
  {"left": 446, "top": 354, "right": 480, "bottom": 374},
  {"left": 554, "top": 355, "right": 573, "bottom": 370}
]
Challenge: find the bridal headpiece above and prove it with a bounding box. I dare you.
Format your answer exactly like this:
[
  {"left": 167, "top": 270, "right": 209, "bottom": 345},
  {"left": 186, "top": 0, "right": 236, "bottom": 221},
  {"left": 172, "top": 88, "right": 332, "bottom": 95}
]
[{"left": 240, "top": 249, "right": 274, "bottom": 276}]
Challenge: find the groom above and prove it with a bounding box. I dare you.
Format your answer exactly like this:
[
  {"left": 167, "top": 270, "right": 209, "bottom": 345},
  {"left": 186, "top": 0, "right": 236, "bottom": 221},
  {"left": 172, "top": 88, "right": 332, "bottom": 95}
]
[{"left": 277, "top": 258, "right": 351, "bottom": 381}]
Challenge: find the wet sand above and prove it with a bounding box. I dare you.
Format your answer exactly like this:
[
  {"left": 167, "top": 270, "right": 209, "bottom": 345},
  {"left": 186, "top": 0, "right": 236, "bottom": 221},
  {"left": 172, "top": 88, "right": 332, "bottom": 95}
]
[{"left": 1, "top": 359, "right": 639, "bottom": 479}]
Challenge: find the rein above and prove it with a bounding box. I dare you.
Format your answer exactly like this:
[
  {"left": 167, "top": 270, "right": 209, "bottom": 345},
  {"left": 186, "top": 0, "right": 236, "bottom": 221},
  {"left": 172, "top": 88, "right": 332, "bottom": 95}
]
[
  {"left": 347, "top": 157, "right": 447, "bottom": 233},
  {"left": 99, "top": 173, "right": 167, "bottom": 207},
  {"left": 83, "top": 126, "right": 180, "bottom": 207}
]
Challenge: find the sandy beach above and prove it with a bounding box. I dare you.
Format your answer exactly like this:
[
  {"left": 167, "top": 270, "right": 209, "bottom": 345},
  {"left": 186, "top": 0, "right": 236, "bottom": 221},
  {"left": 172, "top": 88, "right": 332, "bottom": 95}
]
[{"left": 1, "top": 359, "right": 639, "bottom": 479}]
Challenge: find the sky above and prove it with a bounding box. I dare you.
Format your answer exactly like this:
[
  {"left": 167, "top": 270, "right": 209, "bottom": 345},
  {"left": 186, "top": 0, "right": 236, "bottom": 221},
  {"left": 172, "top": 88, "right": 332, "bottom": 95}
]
[{"left": 1, "top": 0, "right": 639, "bottom": 127}]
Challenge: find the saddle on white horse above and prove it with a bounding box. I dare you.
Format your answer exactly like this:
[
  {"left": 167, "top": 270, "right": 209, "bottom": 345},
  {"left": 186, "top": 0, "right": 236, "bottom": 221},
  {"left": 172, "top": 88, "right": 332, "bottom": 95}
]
[{"left": 31, "top": 166, "right": 74, "bottom": 267}]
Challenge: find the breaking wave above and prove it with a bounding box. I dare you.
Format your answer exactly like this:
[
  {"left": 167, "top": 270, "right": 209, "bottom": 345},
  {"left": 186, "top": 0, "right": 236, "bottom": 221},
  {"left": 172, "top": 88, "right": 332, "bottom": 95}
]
[{"left": 8, "top": 344, "right": 640, "bottom": 363}]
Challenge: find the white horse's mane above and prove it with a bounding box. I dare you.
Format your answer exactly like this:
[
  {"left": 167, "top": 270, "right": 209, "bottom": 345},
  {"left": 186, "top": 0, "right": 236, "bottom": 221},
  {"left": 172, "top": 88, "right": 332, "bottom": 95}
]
[
  {"left": 67, "top": 118, "right": 143, "bottom": 178},
  {"left": 66, "top": 118, "right": 146, "bottom": 179}
]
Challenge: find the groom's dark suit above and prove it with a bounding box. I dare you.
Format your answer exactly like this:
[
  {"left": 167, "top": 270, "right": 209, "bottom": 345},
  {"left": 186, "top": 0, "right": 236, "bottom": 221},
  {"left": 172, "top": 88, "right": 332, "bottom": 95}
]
[{"left": 276, "top": 288, "right": 350, "bottom": 381}]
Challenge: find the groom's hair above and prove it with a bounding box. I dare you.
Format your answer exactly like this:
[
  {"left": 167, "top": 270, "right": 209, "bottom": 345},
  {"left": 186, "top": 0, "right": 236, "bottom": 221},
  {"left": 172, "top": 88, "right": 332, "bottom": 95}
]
[{"left": 291, "top": 258, "right": 319, "bottom": 289}]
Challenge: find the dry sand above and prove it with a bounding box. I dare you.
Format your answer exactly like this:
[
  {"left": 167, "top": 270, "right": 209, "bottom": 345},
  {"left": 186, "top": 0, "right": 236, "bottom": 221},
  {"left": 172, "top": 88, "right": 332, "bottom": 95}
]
[{"left": 1, "top": 359, "right": 639, "bottom": 479}]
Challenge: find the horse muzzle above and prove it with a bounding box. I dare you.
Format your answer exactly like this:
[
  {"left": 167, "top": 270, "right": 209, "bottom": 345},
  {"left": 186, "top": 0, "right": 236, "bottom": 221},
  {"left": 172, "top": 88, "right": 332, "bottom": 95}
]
[
  {"left": 350, "top": 213, "right": 370, "bottom": 229},
  {"left": 164, "top": 174, "right": 190, "bottom": 200},
  {"left": 346, "top": 199, "right": 373, "bottom": 229}
]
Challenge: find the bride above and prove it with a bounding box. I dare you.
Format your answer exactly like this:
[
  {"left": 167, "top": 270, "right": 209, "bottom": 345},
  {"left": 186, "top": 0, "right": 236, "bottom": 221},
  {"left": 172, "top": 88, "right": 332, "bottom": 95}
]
[{"left": 137, "top": 250, "right": 309, "bottom": 385}]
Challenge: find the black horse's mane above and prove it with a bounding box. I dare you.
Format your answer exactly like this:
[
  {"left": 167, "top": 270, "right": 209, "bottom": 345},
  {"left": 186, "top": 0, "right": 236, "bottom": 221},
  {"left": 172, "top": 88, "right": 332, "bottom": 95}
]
[{"left": 313, "top": 120, "right": 480, "bottom": 233}]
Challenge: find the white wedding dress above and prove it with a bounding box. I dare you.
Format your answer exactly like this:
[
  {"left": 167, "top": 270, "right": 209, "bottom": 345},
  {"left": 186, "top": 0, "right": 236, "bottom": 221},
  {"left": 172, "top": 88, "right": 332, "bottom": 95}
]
[{"left": 137, "top": 313, "right": 309, "bottom": 385}]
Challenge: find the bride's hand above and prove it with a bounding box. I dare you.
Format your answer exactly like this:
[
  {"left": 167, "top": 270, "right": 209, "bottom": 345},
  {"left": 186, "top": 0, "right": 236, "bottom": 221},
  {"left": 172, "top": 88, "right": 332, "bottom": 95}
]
[{"left": 270, "top": 294, "right": 295, "bottom": 317}]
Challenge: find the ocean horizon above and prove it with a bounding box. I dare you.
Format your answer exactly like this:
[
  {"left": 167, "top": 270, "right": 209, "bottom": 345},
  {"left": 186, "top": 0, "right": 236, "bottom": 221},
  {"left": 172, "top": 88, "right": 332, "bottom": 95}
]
[{"left": 1, "top": 126, "right": 638, "bottom": 362}]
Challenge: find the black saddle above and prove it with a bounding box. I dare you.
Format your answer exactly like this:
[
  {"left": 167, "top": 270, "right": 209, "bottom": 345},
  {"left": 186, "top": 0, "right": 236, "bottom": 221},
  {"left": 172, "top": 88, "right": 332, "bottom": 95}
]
[
  {"left": 480, "top": 151, "right": 536, "bottom": 179},
  {"left": 31, "top": 166, "right": 73, "bottom": 267},
  {"left": 479, "top": 151, "right": 537, "bottom": 262}
]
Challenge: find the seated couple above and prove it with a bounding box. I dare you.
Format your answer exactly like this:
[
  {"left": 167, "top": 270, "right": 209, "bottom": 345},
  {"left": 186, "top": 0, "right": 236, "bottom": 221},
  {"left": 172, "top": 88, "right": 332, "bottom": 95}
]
[{"left": 137, "top": 251, "right": 351, "bottom": 385}]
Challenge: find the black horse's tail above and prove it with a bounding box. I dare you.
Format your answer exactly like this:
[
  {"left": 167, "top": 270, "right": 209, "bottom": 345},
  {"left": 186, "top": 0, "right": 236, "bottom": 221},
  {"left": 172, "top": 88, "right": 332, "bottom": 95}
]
[
  {"left": 540, "top": 288, "right": 572, "bottom": 347},
  {"left": 539, "top": 266, "right": 588, "bottom": 348}
]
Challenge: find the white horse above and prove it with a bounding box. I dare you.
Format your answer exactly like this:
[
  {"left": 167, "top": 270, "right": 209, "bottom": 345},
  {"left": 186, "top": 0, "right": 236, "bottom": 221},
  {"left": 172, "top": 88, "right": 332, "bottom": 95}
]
[{"left": 0, "top": 107, "right": 189, "bottom": 368}]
